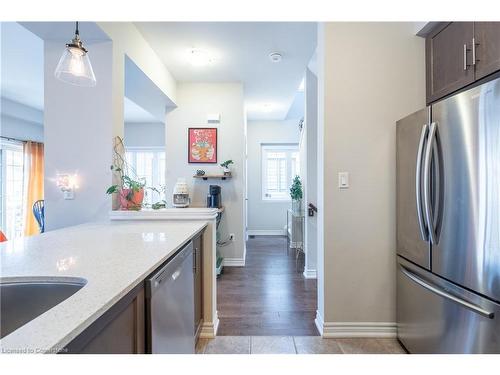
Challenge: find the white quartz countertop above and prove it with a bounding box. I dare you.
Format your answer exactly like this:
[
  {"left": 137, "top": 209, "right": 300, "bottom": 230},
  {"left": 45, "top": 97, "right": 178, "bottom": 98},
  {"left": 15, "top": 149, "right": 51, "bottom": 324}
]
[{"left": 0, "top": 220, "right": 207, "bottom": 354}]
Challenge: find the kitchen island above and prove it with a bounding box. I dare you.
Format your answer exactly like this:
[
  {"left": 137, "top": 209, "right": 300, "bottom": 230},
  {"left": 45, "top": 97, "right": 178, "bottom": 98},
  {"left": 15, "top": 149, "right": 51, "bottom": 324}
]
[{"left": 0, "top": 220, "right": 207, "bottom": 354}]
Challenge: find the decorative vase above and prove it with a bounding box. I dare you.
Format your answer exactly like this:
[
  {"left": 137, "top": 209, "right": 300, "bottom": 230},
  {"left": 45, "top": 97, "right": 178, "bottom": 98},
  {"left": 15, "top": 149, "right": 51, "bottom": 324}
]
[
  {"left": 223, "top": 167, "right": 231, "bottom": 176},
  {"left": 292, "top": 199, "right": 302, "bottom": 214},
  {"left": 119, "top": 188, "right": 144, "bottom": 210}
]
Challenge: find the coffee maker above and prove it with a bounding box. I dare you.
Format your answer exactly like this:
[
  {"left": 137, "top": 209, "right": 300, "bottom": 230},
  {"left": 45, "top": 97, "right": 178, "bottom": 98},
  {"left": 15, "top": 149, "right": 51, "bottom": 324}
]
[
  {"left": 172, "top": 178, "right": 190, "bottom": 208},
  {"left": 206, "top": 185, "right": 221, "bottom": 208}
]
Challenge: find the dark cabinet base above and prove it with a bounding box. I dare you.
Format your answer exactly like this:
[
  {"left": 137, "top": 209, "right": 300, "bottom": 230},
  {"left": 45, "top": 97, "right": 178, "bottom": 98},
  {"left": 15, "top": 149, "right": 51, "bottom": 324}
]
[{"left": 63, "top": 283, "right": 145, "bottom": 354}]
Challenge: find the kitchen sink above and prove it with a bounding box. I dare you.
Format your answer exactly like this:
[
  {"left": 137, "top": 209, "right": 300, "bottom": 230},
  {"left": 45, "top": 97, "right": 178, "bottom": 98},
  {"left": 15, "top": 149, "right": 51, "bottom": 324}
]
[{"left": 0, "top": 278, "right": 87, "bottom": 339}]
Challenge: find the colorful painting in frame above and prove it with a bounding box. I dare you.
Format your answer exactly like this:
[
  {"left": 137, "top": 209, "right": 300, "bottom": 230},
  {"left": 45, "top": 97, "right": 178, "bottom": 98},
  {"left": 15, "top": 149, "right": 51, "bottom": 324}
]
[{"left": 188, "top": 127, "right": 218, "bottom": 163}]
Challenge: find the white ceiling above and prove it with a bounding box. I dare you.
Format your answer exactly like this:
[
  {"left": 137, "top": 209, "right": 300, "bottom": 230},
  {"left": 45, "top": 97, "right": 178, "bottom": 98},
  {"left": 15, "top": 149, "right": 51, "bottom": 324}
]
[{"left": 134, "top": 22, "right": 317, "bottom": 120}]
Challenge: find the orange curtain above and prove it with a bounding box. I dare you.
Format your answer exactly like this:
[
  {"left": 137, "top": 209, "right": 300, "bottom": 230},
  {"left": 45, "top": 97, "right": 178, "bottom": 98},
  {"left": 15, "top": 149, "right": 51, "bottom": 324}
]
[{"left": 23, "top": 141, "right": 44, "bottom": 236}]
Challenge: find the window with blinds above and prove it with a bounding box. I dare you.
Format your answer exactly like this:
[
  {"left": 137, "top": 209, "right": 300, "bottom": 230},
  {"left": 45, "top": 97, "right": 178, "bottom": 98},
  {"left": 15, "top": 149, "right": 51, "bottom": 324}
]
[
  {"left": 261, "top": 144, "right": 300, "bottom": 201},
  {"left": 0, "top": 140, "right": 25, "bottom": 239},
  {"left": 125, "top": 148, "right": 166, "bottom": 206}
]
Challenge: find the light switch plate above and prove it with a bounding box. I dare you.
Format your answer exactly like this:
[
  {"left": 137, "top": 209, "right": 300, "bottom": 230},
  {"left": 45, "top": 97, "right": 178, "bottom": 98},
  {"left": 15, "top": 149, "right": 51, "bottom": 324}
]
[{"left": 338, "top": 172, "right": 349, "bottom": 189}]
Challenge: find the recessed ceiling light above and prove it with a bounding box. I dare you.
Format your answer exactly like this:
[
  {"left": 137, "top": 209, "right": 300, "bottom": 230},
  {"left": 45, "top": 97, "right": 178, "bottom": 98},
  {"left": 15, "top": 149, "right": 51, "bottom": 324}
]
[
  {"left": 269, "top": 52, "right": 282, "bottom": 63},
  {"left": 187, "top": 48, "right": 213, "bottom": 67}
]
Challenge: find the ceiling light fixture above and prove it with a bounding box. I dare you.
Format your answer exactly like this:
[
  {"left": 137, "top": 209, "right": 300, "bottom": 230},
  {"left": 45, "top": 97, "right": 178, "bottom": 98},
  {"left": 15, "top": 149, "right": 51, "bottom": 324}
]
[
  {"left": 188, "top": 48, "right": 213, "bottom": 67},
  {"left": 54, "top": 22, "right": 96, "bottom": 87},
  {"left": 269, "top": 52, "right": 282, "bottom": 63}
]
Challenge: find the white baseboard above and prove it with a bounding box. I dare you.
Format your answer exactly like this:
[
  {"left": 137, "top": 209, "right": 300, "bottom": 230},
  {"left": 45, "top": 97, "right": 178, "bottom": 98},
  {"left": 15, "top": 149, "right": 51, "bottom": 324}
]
[
  {"left": 303, "top": 268, "right": 317, "bottom": 279},
  {"left": 315, "top": 310, "right": 324, "bottom": 335},
  {"left": 247, "top": 229, "right": 286, "bottom": 236},
  {"left": 315, "top": 311, "right": 396, "bottom": 338},
  {"left": 199, "top": 312, "right": 219, "bottom": 339},
  {"left": 223, "top": 257, "right": 245, "bottom": 267}
]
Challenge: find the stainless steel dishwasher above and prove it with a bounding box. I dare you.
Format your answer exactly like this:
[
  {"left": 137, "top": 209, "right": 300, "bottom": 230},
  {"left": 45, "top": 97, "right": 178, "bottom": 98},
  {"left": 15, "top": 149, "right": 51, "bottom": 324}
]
[{"left": 146, "top": 241, "right": 194, "bottom": 354}]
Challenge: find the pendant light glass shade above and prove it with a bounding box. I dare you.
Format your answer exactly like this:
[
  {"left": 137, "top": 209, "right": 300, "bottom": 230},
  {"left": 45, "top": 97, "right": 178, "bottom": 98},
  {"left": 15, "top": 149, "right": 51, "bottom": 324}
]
[{"left": 54, "top": 22, "right": 96, "bottom": 87}]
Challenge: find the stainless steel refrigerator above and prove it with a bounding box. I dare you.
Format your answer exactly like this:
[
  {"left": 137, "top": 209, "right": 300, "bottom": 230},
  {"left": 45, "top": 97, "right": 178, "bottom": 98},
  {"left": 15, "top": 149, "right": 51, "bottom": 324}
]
[{"left": 396, "top": 76, "right": 500, "bottom": 353}]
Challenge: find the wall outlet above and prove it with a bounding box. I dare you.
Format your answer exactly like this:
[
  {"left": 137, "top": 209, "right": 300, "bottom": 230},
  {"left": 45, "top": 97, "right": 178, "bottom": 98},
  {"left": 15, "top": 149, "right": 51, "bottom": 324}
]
[{"left": 229, "top": 233, "right": 235, "bottom": 241}]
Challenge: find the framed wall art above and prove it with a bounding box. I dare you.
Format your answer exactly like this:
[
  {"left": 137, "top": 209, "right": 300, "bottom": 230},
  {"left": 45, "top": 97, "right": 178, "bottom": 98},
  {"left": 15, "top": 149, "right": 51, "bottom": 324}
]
[{"left": 188, "top": 127, "right": 218, "bottom": 163}]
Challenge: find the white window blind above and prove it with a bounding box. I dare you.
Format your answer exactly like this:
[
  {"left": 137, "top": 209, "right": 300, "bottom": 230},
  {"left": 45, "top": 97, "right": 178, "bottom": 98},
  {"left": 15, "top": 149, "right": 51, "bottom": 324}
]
[
  {"left": 0, "top": 140, "right": 25, "bottom": 239},
  {"left": 262, "top": 144, "right": 300, "bottom": 201},
  {"left": 125, "top": 148, "right": 166, "bottom": 206}
]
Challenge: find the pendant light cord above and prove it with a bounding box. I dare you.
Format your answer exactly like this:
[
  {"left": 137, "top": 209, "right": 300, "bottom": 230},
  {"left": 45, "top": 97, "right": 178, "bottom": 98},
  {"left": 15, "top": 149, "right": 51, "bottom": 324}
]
[{"left": 75, "top": 21, "right": 79, "bottom": 36}]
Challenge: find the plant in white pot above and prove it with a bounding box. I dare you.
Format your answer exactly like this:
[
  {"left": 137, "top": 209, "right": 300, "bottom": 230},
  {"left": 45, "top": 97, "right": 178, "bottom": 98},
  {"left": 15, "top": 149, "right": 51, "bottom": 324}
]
[
  {"left": 220, "top": 160, "right": 234, "bottom": 176},
  {"left": 290, "top": 175, "right": 303, "bottom": 213}
]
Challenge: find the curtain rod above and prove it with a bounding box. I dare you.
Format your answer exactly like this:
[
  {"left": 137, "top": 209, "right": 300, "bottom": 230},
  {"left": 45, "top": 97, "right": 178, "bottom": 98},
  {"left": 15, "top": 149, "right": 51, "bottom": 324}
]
[
  {"left": 0, "top": 136, "right": 39, "bottom": 143},
  {"left": 0, "top": 135, "right": 27, "bottom": 143}
]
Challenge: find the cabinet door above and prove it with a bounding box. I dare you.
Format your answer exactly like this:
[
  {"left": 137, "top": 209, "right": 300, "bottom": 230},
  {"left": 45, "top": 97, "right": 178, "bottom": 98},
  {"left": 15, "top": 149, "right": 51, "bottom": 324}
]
[
  {"left": 64, "top": 285, "right": 145, "bottom": 354},
  {"left": 426, "top": 22, "right": 475, "bottom": 103},
  {"left": 474, "top": 22, "right": 500, "bottom": 80}
]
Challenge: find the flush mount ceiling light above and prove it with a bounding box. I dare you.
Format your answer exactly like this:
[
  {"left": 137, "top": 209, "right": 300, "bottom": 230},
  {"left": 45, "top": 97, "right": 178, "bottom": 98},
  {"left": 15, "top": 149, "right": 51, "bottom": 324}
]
[
  {"left": 54, "top": 22, "right": 96, "bottom": 87},
  {"left": 187, "top": 48, "right": 213, "bottom": 67},
  {"left": 269, "top": 52, "right": 282, "bottom": 63}
]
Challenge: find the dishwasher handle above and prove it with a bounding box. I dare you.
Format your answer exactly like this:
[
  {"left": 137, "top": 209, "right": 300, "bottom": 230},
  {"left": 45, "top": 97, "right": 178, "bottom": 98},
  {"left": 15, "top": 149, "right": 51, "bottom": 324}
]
[{"left": 146, "top": 241, "right": 193, "bottom": 296}]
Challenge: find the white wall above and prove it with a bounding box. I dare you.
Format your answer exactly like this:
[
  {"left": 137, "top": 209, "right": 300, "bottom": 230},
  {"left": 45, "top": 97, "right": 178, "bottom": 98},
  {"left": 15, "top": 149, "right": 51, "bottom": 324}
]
[
  {"left": 1, "top": 97, "right": 43, "bottom": 142},
  {"left": 303, "top": 68, "right": 318, "bottom": 278},
  {"left": 124, "top": 122, "right": 165, "bottom": 148},
  {"left": 247, "top": 120, "right": 300, "bottom": 233},
  {"left": 1, "top": 115, "right": 43, "bottom": 142},
  {"left": 317, "top": 23, "right": 425, "bottom": 332},
  {"left": 44, "top": 41, "right": 115, "bottom": 230},
  {"left": 166, "top": 83, "right": 246, "bottom": 263}
]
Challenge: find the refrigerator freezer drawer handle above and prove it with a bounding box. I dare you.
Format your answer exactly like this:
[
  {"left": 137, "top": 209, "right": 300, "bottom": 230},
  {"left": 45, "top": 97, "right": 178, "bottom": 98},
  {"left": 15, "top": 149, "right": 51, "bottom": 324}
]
[
  {"left": 400, "top": 266, "right": 495, "bottom": 319},
  {"left": 423, "top": 122, "right": 437, "bottom": 244},
  {"left": 416, "top": 124, "right": 429, "bottom": 241}
]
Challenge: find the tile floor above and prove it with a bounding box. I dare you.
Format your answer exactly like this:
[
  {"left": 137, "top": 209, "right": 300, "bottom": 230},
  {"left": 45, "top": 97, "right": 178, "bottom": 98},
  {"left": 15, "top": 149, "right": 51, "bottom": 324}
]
[{"left": 196, "top": 336, "right": 407, "bottom": 354}]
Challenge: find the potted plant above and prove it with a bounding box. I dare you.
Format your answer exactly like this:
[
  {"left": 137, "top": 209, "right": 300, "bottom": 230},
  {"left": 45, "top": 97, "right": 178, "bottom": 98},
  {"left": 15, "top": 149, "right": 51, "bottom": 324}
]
[
  {"left": 220, "top": 160, "right": 234, "bottom": 176},
  {"left": 106, "top": 169, "right": 146, "bottom": 211},
  {"left": 106, "top": 137, "right": 146, "bottom": 211},
  {"left": 290, "top": 175, "right": 303, "bottom": 214}
]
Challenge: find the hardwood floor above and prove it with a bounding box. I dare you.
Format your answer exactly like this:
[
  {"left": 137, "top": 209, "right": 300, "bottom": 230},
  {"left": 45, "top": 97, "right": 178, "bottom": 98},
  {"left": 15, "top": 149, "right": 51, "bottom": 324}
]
[{"left": 217, "top": 236, "right": 318, "bottom": 336}]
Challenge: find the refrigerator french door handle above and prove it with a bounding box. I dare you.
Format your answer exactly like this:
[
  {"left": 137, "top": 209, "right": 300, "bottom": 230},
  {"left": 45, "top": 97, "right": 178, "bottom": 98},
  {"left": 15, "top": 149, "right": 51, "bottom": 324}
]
[
  {"left": 415, "top": 124, "right": 429, "bottom": 241},
  {"left": 400, "top": 265, "right": 495, "bottom": 319},
  {"left": 423, "top": 121, "right": 437, "bottom": 244}
]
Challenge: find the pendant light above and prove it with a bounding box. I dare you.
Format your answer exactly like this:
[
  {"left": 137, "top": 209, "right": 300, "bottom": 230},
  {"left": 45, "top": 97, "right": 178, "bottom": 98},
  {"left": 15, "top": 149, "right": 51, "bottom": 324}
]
[{"left": 54, "top": 22, "right": 96, "bottom": 87}]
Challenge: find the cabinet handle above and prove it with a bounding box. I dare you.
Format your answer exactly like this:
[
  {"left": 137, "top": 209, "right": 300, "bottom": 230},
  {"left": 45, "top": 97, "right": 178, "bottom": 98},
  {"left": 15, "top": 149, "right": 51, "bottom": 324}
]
[
  {"left": 463, "top": 44, "right": 471, "bottom": 71},
  {"left": 472, "top": 38, "right": 479, "bottom": 65}
]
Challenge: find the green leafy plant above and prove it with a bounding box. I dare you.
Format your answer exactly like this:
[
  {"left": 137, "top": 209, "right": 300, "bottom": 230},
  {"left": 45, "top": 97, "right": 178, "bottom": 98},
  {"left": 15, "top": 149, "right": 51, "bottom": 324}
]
[
  {"left": 146, "top": 185, "right": 167, "bottom": 210},
  {"left": 220, "top": 160, "right": 234, "bottom": 168},
  {"left": 290, "top": 175, "right": 303, "bottom": 201},
  {"left": 106, "top": 137, "right": 146, "bottom": 206}
]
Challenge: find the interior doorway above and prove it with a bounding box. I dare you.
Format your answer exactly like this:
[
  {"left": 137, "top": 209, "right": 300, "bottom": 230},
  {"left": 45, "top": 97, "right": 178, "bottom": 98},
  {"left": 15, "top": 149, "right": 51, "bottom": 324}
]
[{"left": 216, "top": 69, "right": 319, "bottom": 336}]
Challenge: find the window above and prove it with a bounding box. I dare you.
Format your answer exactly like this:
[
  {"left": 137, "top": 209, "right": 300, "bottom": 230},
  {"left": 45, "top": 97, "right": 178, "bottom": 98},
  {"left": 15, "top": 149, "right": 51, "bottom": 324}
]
[
  {"left": 125, "top": 148, "right": 166, "bottom": 206},
  {"left": 262, "top": 144, "right": 300, "bottom": 201},
  {"left": 0, "top": 140, "right": 25, "bottom": 239}
]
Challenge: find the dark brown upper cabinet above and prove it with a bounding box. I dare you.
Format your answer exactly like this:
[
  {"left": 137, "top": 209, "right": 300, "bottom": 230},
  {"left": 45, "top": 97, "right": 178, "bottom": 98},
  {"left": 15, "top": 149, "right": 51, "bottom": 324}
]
[
  {"left": 426, "top": 22, "right": 500, "bottom": 104},
  {"left": 426, "top": 22, "right": 475, "bottom": 104},
  {"left": 474, "top": 22, "right": 500, "bottom": 80}
]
